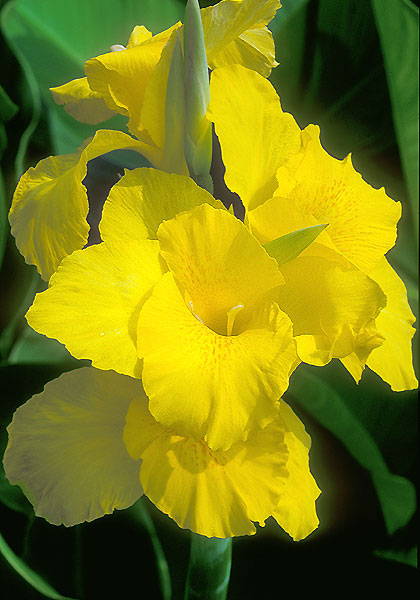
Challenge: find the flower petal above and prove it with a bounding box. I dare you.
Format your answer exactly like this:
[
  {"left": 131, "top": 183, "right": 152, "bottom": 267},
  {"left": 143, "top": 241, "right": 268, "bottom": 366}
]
[
  {"left": 84, "top": 26, "right": 170, "bottom": 116},
  {"left": 202, "top": 0, "right": 280, "bottom": 69},
  {"left": 100, "top": 168, "right": 224, "bottom": 243},
  {"left": 3, "top": 368, "right": 142, "bottom": 526},
  {"left": 248, "top": 193, "right": 338, "bottom": 252},
  {"left": 207, "top": 64, "right": 301, "bottom": 211},
  {"left": 208, "top": 26, "right": 278, "bottom": 77},
  {"left": 364, "top": 258, "right": 417, "bottom": 390},
  {"left": 10, "top": 129, "right": 145, "bottom": 280},
  {"left": 50, "top": 77, "right": 115, "bottom": 124},
  {"left": 274, "top": 125, "right": 402, "bottom": 273},
  {"left": 124, "top": 394, "right": 290, "bottom": 538},
  {"left": 272, "top": 401, "right": 321, "bottom": 541},
  {"left": 26, "top": 239, "right": 165, "bottom": 378},
  {"left": 276, "top": 251, "right": 386, "bottom": 366},
  {"left": 138, "top": 272, "right": 297, "bottom": 451},
  {"left": 134, "top": 27, "right": 184, "bottom": 165},
  {"left": 156, "top": 203, "right": 285, "bottom": 330}
]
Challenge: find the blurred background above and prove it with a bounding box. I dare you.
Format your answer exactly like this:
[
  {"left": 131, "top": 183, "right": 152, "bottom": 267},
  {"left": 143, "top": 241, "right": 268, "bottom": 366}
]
[{"left": 0, "top": 1, "right": 418, "bottom": 598}]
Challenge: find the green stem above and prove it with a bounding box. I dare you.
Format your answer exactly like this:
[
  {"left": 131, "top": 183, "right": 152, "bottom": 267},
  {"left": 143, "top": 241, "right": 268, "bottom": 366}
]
[
  {"left": 184, "top": 534, "right": 232, "bottom": 600},
  {"left": 131, "top": 500, "right": 172, "bottom": 600}
]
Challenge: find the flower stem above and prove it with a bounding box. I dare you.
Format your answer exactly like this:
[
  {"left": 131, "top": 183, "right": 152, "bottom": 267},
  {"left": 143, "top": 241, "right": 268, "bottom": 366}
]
[
  {"left": 184, "top": 534, "right": 232, "bottom": 600},
  {"left": 131, "top": 500, "right": 172, "bottom": 600}
]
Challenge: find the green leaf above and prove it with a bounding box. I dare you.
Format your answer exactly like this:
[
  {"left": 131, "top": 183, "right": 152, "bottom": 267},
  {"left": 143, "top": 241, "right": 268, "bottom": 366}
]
[
  {"left": 289, "top": 368, "right": 416, "bottom": 535},
  {"left": 0, "top": 531, "right": 77, "bottom": 600},
  {"left": 0, "top": 84, "right": 18, "bottom": 123},
  {"left": 371, "top": 0, "right": 419, "bottom": 241},
  {"left": 2, "top": 0, "right": 185, "bottom": 154},
  {"left": 184, "top": 534, "right": 232, "bottom": 600},
  {"left": 0, "top": 268, "right": 39, "bottom": 362},
  {"left": 374, "top": 546, "right": 417, "bottom": 569},
  {"left": 263, "top": 223, "right": 328, "bottom": 265},
  {"left": 129, "top": 499, "right": 172, "bottom": 600},
  {"left": 1, "top": 1, "right": 42, "bottom": 180},
  {"left": 8, "top": 325, "right": 75, "bottom": 366}
]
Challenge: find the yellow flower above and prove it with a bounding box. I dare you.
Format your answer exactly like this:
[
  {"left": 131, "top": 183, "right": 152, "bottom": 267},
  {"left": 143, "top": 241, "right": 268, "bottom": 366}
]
[
  {"left": 9, "top": 0, "right": 281, "bottom": 281},
  {"left": 51, "top": 0, "right": 280, "bottom": 134},
  {"left": 26, "top": 169, "right": 298, "bottom": 451},
  {"left": 207, "top": 64, "right": 417, "bottom": 391},
  {"left": 3, "top": 367, "right": 320, "bottom": 540}
]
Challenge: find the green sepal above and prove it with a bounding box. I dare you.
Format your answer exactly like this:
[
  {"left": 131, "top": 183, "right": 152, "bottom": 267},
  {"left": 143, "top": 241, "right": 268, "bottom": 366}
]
[
  {"left": 161, "top": 30, "right": 188, "bottom": 176},
  {"left": 183, "top": 0, "right": 213, "bottom": 192},
  {"left": 263, "top": 223, "right": 328, "bottom": 265}
]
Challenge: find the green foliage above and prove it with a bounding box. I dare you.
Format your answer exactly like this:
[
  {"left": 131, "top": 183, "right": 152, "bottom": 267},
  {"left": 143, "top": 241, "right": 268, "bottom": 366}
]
[
  {"left": 289, "top": 367, "right": 416, "bottom": 536},
  {"left": 372, "top": 0, "right": 419, "bottom": 240},
  {"left": 1, "top": 0, "right": 185, "bottom": 154}
]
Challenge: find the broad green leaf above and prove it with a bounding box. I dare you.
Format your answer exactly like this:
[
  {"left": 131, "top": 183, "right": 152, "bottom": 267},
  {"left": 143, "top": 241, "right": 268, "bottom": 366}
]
[
  {"left": 372, "top": 0, "right": 419, "bottom": 241},
  {"left": 288, "top": 368, "right": 416, "bottom": 535},
  {"left": 185, "top": 534, "right": 232, "bottom": 600},
  {"left": 8, "top": 325, "right": 76, "bottom": 365},
  {"left": 1, "top": 2, "right": 42, "bottom": 181},
  {"left": 0, "top": 531, "right": 76, "bottom": 600},
  {"left": 2, "top": 0, "right": 185, "bottom": 154},
  {"left": 263, "top": 223, "right": 328, "bottom": 265}
]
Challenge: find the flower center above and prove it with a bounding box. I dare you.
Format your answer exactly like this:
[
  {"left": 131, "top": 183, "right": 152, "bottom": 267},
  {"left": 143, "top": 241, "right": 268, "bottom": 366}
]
[{"left": 186, "top": 292, "right": 244, "bottom": 336}]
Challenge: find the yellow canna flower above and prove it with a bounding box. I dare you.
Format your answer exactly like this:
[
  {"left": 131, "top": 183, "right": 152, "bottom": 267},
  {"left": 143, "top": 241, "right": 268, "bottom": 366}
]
[
  {"left": 207, "top": 64, "right": 417, "bottom": 391},
  {"left": 51, "top": 0, "right": 280, "bottom": 133},
  {"left": 9, "top": 0, "right": 281, "bottom": 281},
  {"left": 3, "top": 367, "right": 320, "bottom": 539},
  {"left": 26, "top": 169, "right": 298, "bottom": 451}
]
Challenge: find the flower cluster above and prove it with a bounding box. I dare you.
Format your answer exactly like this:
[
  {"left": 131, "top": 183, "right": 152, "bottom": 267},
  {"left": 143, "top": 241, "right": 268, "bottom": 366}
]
[{"left": 3, "top": 0, "right": 417, "bottom": 541}]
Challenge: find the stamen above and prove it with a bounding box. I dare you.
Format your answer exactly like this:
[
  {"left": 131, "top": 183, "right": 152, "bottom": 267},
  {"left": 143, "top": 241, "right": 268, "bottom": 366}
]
[
  {"left": 188, "top": 300, "right": 204, "bottom": 324},
  {"left": 226, "top": 304, "right": 244, "bottom": 336},
  {"left": 185, "top": 291, "right": 204, "bottom": 324}
]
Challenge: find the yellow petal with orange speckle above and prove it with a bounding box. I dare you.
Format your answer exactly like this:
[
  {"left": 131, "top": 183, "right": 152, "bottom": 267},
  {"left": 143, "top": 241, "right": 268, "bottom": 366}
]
[
  {"left": 124, "top": 393, "right": 289, "bottom": 538},
  {"left": 100, "top": 168, "right": 224, "bottom": 244},
  {"left": 156, "top": 203, "right": 285, "bottom": 332},
  {"left": 277, "top": 252, "right": 386, "bottom": 366},
  {"left": 274, "top": 125, "right": 401, "bottom": 273},
  {"left": 138, "top": 272, "right": 297, "bottom": 451}
]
